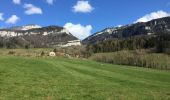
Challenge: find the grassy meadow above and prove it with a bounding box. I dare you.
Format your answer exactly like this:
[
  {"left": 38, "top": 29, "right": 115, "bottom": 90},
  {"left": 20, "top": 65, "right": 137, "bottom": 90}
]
[
  {"left": 0, "top": 48, "right": 53, "bottom": 57},
  {"left": 0, "top": 54, "right": 170, "bottom": 99}
]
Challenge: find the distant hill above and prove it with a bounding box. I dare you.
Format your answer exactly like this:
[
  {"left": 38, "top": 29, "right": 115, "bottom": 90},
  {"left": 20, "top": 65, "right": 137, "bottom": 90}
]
[
  {"left": 83, "top": 17, "right": 170, "bottom": 44},
  {"left": 0, "top": 25, "right": 81, "bottom": 48}
]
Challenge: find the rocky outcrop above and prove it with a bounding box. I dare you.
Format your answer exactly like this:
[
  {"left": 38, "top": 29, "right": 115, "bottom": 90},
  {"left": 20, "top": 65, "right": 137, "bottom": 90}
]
[
  {"left": 83, "top": 17, "right": 170, "bottom": 44},
  {"left": 0, "top": 25, "right": 81, "bottom": 48}
]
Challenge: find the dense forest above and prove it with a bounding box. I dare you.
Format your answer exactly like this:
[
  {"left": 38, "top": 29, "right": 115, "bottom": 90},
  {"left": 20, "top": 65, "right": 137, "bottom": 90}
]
[{"left": 86, "top": 34, "right": 170, "bottom": 54}]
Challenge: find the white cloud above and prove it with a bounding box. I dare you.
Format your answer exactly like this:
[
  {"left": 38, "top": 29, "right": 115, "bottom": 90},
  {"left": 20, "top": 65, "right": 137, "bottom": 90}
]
[
  {"left": 64, "top": 23, "right": 92, "bottom": 40},
  {"left": 136, "top": 10, "right": 170, "bottom": 23},
  {"left": 73, "top": 0, "right": 94, "bottom": 13},
  {"left": 24, "top": 4, "right": 43, "bottom": 15},
  {"left": 46, "top": 0, "right": 54, "bottom": 5},
  {"left": 13, "top": 0, "right": 21, "bottom": 5},
  {"left": 0, "top": 13, "right": 4, "bottom": 21},
  {"left": 117, "top": 25, "right": 122, "bottom": 27},
  {"left": 6, "top": 15, "right": 20, "bottom": 24}
]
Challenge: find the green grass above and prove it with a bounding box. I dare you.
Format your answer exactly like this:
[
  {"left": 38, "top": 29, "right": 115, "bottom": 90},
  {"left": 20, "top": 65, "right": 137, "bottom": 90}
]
[
  {"left": 0, "top": 56, "right": 170, "bottom": 100},
  {"left": 0, "top": 48, "right": 53, "bottom": 56}
]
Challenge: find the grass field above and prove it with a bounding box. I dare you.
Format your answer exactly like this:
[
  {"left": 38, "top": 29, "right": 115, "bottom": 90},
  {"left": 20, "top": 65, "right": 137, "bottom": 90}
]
[
  {"left": 0, "top": 56, "right": 170, "bottom": 100},
  {"left": 0, "top": 48, "right": 53, "bottom": 57}
]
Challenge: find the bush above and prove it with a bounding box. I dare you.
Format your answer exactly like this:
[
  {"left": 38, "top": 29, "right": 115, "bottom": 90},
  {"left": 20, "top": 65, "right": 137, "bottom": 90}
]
[
  {"left": 41, "top": 51, "right": 45, "bottom": 56},
  {"left": 89, "top": 50, "right": 170, "bottom": 70},
  {"left": 8, "top": 51, "right": 16, "bottom": 55},
  {"left": 25, "top": 45, "right": 30, "bottom": 49},
  {"left": 53, "top": 48, "right": 57, "bottom": 52}
]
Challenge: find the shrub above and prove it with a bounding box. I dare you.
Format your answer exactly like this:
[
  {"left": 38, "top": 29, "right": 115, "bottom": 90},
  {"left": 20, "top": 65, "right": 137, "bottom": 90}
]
[
  {"left": 8, "top": 51, "right": 16, "bottom": 55},
  {"left": 41, "top": 51, "right": 45, "bottom": 56},
  {"left": 53, "top": 48, "right": 57, "bottom": 52},
  {"left": 25, "top": 45, "right": 30, "bottom": 49},
  {"left": 89, "top": 50, "right": 170, "bottom": 70}
]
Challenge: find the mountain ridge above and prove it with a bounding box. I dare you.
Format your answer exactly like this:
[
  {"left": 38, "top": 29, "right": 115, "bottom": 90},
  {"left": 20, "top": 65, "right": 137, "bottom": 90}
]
[
  {"left": 0, "top": 25, "right": 81, "bottom": 48},
  {"left": 83, "top": 17, "right": 170, "bottom": 44}
]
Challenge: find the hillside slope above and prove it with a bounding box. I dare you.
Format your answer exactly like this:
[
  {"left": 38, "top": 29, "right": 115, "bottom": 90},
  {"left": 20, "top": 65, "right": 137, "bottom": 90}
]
[
  {"left": 0, "top": 25, "right": 81, "bottom": 48},
  {"left": 83, "top": 17, "right": 170, "bottom": 44}
]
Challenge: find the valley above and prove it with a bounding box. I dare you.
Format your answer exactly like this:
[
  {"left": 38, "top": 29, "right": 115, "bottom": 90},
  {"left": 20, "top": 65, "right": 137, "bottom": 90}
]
[{"left": 0, "top": 14, "right": 170, "bottom": 100}]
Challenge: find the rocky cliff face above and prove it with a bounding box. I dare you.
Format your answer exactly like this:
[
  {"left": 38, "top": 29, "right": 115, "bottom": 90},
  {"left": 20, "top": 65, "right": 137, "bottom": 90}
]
[
  {"left": 0, "top": 25, "right": 81, "bottom": 48},
  {"left": 9, "top": 24, "right": 42, "bottom": 31},
  {"left": 83, "top": 17, "right": 170, "bottom": 44}
]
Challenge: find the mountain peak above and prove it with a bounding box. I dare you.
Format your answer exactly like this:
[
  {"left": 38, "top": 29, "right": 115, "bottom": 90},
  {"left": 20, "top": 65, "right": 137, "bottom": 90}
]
[
  {"left": 83, "top": 17, "right": 170, "bottom": 44},
  {"left": 9, "top": 24, "right": 42, "bottom": 31},
  {"left": 0, "top": 25, "right": 81, "bottom": 48}
]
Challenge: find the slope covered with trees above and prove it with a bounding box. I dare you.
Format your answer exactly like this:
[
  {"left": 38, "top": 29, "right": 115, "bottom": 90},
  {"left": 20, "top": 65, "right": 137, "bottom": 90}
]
[{"left": 86, "top": 34, "right": 170, "bottom": 54}]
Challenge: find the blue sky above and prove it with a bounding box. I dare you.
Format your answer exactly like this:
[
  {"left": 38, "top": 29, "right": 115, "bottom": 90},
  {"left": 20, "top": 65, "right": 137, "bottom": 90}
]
[{"left": 0, "top": 0, "right": 170, "bottom": 39}]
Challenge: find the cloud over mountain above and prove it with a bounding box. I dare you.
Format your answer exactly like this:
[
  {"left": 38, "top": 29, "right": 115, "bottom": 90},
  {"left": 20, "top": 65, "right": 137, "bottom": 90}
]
[
  {"left": 64, "top": 23, "right": 92, "bottom": 40},
  {"left": 46, "top": 0, "right": 54, "bottom": 5},
  {"left": 13, "top": 0, "right": 21, "bottom": 5},
  {"left": 0, "top": 13, "right": 4, "bottom": 21},
  {"left": 73, "top": 0, "right": 94, "bottom": 13},
  {"left": 5, "top": 15, "right": 19, "bottom": 24},
  {"left": 24, "top": 4, "right": 43, "bottom": 15},
  {"left": 136, "top": 10, "right": 170, "bottom": 22}
]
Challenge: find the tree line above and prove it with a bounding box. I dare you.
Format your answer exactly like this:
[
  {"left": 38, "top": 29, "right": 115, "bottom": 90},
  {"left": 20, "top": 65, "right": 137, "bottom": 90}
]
[{"left": 86, "top": 34, "right": 170, "bottom": 54}]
